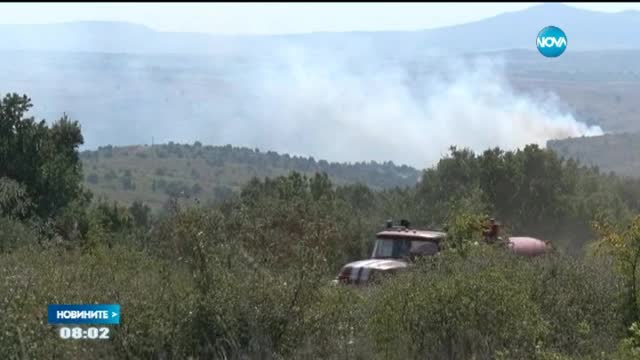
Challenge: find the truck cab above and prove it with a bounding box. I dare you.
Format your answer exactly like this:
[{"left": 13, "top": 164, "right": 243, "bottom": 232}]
[{"left": 335, "top": 221, "right": 446, "bottom": 285}]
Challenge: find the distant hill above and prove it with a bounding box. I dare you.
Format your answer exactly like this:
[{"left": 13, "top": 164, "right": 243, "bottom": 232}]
[
  {"left": 422, "top": 3, "right": 640, "bottom": 52},
  {"left": 2, "top": 4, "right": 640, "bottom": 54},
  {"left": 548, "top": 133, "right": 640, "bottom": 177},
  {"left": 79, "top": 143, "right": 421, "bottom": 208}
]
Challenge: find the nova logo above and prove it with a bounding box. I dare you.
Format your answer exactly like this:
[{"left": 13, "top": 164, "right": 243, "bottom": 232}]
[
  {"left": 536, "top": 26, "right": 567, "bottom": 58},
  {"left": 537, "top": 37, "right": 567, "bottom": 48}
]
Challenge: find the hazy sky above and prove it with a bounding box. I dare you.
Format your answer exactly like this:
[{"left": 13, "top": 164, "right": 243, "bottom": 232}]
[{"left": 1, "top": 2, "right": 639, "bottom": 34}]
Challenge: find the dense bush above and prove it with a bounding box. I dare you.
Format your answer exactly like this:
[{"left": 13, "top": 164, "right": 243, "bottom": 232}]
[
  {"left": 1, "top": 230, "right": 625, "bottom": 359},
  {"left": 0, "top": 245, "right": 194, "bottom": 359},
  {"left": 0, "top": 216, "right": 38, "bottom": 252}
]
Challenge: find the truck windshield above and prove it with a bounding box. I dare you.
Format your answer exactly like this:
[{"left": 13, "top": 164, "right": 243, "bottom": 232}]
[{"left": 371, "top": 238, "right": 439, "bottom": 259}]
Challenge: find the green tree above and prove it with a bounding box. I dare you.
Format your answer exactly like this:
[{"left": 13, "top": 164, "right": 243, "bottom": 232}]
[
  {"left": 129, "top": 201, "right": 151, "bottom": 229},
  {"left": 0, "top": 93, "right": 88, "bottom": 218},
  {"left": 442, "top": 187, "right": 489, "bottom": 256},
  {"left": 592, "top": 215, "right": 640, "bottom": 326},
  {"left": 121, "top": 171, "right": 136, "bottom": 191},
  {"left": 310, "top": 172, "right": 333, "bottom": 201}
]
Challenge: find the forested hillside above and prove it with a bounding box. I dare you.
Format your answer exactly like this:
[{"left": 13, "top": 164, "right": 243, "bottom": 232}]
[
  {"left": 79, "top": 143, "right": 420, "bottom": 209},
  {"left": 548, "top": 132, "right": 640, "bottom": 178},
  {"left": 5, "top": 93, "right": 640, "bottom": 358}
]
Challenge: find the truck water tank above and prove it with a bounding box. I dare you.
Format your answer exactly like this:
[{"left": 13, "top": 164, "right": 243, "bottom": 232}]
[{"left": 508, "top": 236, "right": 549, "bottom": 257}]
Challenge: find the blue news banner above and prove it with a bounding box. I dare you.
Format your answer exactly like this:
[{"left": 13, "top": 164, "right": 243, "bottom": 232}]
[{"left": 48, "top": 304, "right": 120, "bottom": 325}]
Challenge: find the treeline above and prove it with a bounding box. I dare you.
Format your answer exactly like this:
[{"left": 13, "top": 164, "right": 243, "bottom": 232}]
[
  {"left": 415, "top": 145, "right": 640, "bottom": 253},
  {"left": 81, "top": 142, "right": 421, "bottom": 190},
  {"left": 4, "top": 93, "right": 640, "bottom": 359}
]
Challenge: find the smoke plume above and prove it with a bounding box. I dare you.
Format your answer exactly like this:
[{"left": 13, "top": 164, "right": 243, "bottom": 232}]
[
  {"left": 222, "top": 46, "right": 602, "bottom": 169},
  {"left": 2, "top": 41, "right": 603, "bottom": 169}
]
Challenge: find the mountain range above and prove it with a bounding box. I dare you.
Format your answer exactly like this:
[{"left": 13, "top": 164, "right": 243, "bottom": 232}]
[{"left": 1, "top": 4, "right": 640, "bottom": 54}]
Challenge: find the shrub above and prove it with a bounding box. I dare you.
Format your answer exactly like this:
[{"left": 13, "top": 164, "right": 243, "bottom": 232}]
[
  {"left": 0, "top": 216, "right": 38, "bottom": 252},
  {"left": 0, "top": 244, "right": 196, "bottom": 359},
  {"left": 369, "top": 247, "right": 548, "bottom": 360},
  {"left": 528, "top": 254, "right": 624, "bottom": 357}
]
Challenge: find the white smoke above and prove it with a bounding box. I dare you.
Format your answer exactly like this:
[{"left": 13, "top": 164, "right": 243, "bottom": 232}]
[
  {"left": 5, "top": 39, "right": 603, "bottom": 169},
  {"left": 223, "top": 46, "right": 602, "bottom": 169}
]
